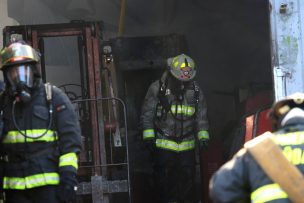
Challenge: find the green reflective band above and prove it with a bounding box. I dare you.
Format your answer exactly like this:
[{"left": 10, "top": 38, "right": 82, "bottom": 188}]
[
  {"left": 143, "top": 129, "right": 155, "bottom": 140},
  {"left": 171, "top": 105, "right": 195, "bottom": 116},
  {"left": 173, "top": 57, "right": 179, "bottom": 68},
  {"left": 59, "top": 152, "right": 78, "bottom": 170},
  {"left": 156, "top": 139, "right": 195, "bottom": 152},
  {"left": 3, "top": 172, "right": 59, "bottom": 190},
  {"left": 274, "top": 131, "right": 304, "bottom": 145},
  {"left": 251, "top": 183, "right": 288, "bottom": 203},
  {"left": 3, "top": 130, "right": 57, "bottom": 144},
  {"left": 198, "top": 130, "right": 209, "bottom": 140}
]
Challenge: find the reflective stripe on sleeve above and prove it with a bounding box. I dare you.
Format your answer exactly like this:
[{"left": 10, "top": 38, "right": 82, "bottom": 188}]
[
  {"left": 155, "top": 138, "right": 195, "bottom": 152},
  {"left": 59, "top": 152, "right": 78, "bottom": 170},
  {"left": 143, "top": 129, "right": 155, "bottom": 140},
  {"left": 3, "top": 172, "right": 59, "bottom": 190},
  {"left": 3, "top": 130, "right": 57, "bottom": 143},
  {"left": 251, "top": 184, "right": 288, "bottom": 203},
  {"left": 198, "top": 130, "right": 209, "bottom": 140}
]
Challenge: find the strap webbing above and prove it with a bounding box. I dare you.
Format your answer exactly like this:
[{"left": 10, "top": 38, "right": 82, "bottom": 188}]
[
  {"left": 244, "top": 132, "right": 304, "bottom": 203},
  {"left": 44, "top": 82, "right": 52, "bottom": 102}
]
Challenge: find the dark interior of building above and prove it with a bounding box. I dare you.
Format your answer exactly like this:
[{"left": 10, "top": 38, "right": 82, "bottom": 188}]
[{"left": 3, "top": 0, "right": 274, "bottom": 202}]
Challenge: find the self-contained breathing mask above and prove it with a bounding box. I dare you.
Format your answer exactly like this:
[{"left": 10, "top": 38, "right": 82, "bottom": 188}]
[
  {"left": 0, "top": 41, "right": 53, "bottom": 140},
  {"left": 5, "top": 63, "right": 35, "bottom": 103}
]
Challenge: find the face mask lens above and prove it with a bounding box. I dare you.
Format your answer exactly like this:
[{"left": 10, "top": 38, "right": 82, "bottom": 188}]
[{"left": 6, "top": 64, "right": 34, "bottom": 88}]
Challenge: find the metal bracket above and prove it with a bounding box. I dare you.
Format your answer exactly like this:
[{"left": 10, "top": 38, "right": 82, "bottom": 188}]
[{"left": 76, "top": 176, "right": 129, "bottom": 195}]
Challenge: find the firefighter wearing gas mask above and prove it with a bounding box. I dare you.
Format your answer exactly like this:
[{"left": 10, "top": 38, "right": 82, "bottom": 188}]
[
  {"left": 1, "top": 41, "right": 40, "bottom": 103},
  {"left": 141, "top": 53, "right": 210, "bottom": 203},
  {"left": 0, "top": 41, "right": 82, "bottom": 203}
]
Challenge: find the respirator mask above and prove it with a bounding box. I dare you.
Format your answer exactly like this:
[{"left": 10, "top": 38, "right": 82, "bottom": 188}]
[{"left": 5, "top": 63, "right": 35, "bottom": 103}]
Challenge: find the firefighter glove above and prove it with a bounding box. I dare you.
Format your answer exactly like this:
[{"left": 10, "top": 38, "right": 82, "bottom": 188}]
[{"left": 57, "top": 171, "right": 78, "bottom": 203}]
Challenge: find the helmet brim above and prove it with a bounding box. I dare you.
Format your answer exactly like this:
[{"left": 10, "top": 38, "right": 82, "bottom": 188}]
[{"left": 0, "top": 43, "right": 40, "bottom": 70}]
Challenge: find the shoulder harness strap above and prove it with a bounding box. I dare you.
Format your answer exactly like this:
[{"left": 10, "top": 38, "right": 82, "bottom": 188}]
[
  {"left": 45, "top": 82, "right": 53, "bottom": 102},
  {"left": 44, "top": 82, "right": 54, "bottom": 131},
  {"left": 158, "top": 78, "right": 171, "bottom": 113},
  {"left": 193, "top": 81, "right": 200, "bottom": 109},
  {"left": 193, "top": 81, "right": 199, "bottom": 101}
]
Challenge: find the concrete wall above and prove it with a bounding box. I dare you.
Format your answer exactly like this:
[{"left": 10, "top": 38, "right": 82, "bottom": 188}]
[
  {"left": 0, "top": 0, "right": 18, "bottom": 48},
  {"left": 0, "top": 0, "right": 19, "bottom": 80}
]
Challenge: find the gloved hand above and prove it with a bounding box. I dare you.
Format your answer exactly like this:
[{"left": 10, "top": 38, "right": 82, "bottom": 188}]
[
  {"left": 57, "top": 171, "right": 78, "bottom": 203},
  {"left": 199, "top": 139, "right": 209, "bottom": 151},
  {"left": 145, "top": 139, "right": 155, "bottom": 153}
]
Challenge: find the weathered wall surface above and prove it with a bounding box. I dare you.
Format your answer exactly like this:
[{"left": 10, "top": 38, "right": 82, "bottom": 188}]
[
  {"left": 0, "top": 0, "right": 19, "bottom": 80},
  {"left": 0, "top": 0, "right": 18, "bottom": 48},
  {"left": 270, "top": 0, "right": 304, "bottom": 100}
]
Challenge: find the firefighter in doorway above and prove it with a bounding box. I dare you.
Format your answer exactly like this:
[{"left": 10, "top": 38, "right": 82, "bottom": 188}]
[
  {"left": 209, "top": 92, "right": 304, "bottom": 202},
  {"left": 0, "top": 41, "right": 82, "bottom": 203},
  {"left": 141, "top": 53, "right": 210, "bottom": 203}
]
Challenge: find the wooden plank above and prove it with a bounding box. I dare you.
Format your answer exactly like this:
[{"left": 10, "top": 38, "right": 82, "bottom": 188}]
[{"left": 245, "top": 132, "right": 304, "bottom": 203}]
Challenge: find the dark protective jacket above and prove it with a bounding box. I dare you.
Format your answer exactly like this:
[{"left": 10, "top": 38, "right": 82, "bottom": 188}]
[
  {"left": 209, "top": 124, "right": 304, "bottom": 203},
  {"left": 0, "top": 82, "right": 82, "bottom": 190},
  {"left": 141, "top": 71, "right": 209, "bottom": 152}
]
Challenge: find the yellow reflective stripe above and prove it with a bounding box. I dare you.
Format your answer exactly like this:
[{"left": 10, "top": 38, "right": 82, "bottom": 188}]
[
  {"left": 282, "top": 146, "right": 304, "bottom": 165},
  {"left": 173, "top": 57, "right": 179, "bottom": 68},
  {"left": 3, "top": 177, "right": 24, "bottom": 190},
  {"left": 3, "top": 129, "right": 57, "bottom": 143},
  {"left": 59, "top": 152, "right": 78, "bottom": 169},
  {"left": 3, "top": 172, "right": 59, "bottom": 190},
  {"left": 198, "top": 130, "right": 209, "bottom": 140},
  {"left": 171, "top": 105, "right": 195, "bottom": 116},
  {"left": 155, "top": 139, "right": 195, "bottom": 152},
  {"left": 143, "top": 129, "right": 155, "bottom": 140},
  {"left": 251, "top": 184, "right": 288, "bottom": 203},
  {"left": 274, "top": 131, "right": 304, "bottom": 145}
]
